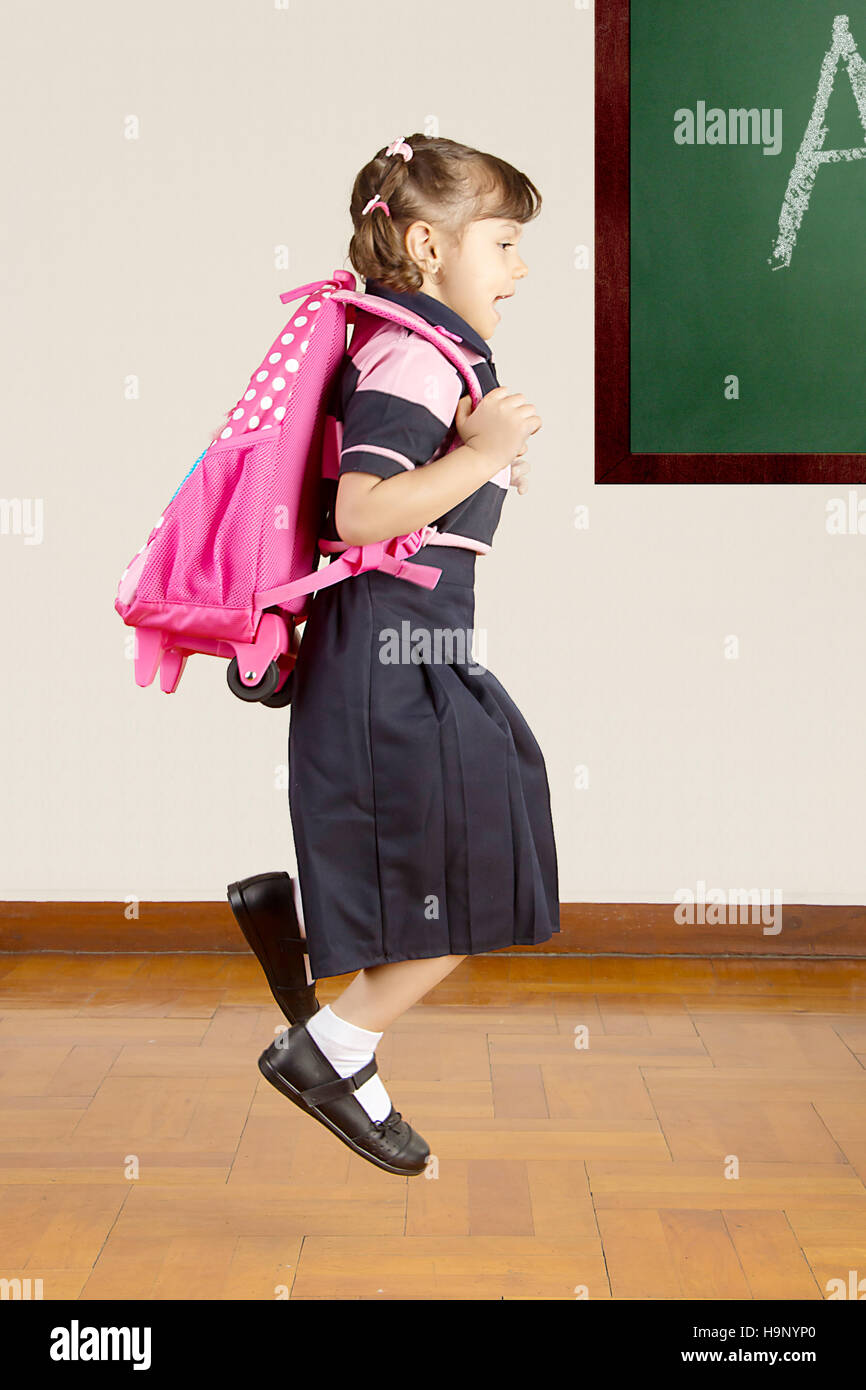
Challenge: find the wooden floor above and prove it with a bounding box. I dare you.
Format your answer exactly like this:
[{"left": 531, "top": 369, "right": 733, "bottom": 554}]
[{"left": 0, "top": 950, "right": 865, "bottom": 1301}]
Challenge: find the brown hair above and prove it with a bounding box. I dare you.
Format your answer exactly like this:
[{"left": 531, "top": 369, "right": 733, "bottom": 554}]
[{"left": 347, "top": 134, "right": 542, "bottom": 293}]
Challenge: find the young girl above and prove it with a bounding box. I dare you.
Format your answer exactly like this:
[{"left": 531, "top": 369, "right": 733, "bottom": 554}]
[{"left": 231, "top": 134, "right": 560, "bottom": 1178}]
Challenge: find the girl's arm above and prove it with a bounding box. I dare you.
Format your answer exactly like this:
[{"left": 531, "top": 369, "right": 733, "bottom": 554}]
[
  {"left": 336, "top": 390, "right": 540, "bottom": 547},
  {"left": 335, "top": 441, "right": 497, "bottom": 547}
]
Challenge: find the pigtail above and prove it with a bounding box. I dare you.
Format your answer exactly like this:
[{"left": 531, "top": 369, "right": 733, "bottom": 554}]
[{"left": 348, "top": 144, "right": 422, "bottom": 292}]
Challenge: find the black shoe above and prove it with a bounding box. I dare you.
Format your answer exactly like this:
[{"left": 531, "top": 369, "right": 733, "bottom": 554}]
[
  {"left": 258, "top": 1021, "right": 431, "bottom": 1177},
  {"left": 227, "top": 871, "right": 320, "bottom": 1026}
]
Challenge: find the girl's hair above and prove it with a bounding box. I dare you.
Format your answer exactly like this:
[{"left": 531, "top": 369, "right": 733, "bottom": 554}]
[{"left": 348, "top": 134, "right": 542, "bottom": 293}]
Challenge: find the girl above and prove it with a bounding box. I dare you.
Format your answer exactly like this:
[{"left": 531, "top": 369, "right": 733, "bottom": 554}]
[{"left": 232, "top": 134, "right": 560, "bottom": 1178}]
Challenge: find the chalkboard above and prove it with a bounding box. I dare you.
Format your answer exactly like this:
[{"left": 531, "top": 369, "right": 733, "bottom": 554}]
[{"left": 596, "top": 0, "right": 866, "bottom": 482}]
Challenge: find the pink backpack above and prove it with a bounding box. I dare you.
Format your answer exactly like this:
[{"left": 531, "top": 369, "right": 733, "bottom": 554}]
[{"left": 114, "top": 269, "right": 483, "bottom": 705}]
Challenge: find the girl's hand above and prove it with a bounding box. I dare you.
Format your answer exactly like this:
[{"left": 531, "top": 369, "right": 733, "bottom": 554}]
[
  {"left": 455, "top": 388, "right": 542, "bottom": 479},
  {"left": 510, "top": 444, "right": 531, "bottom": 495}
]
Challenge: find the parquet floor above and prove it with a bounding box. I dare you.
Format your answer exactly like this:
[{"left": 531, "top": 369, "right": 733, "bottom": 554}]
[{"left": 0, "top": 951, "right": 864, "bottom": 1300}]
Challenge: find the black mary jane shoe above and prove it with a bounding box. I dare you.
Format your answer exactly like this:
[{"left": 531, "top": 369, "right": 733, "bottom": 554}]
[
  {"left": 227, "top": 871, "right": 320, "bottom": 1026},
  {"left": 258, "top": 1022, "right": 431, "bottom": 1177}
]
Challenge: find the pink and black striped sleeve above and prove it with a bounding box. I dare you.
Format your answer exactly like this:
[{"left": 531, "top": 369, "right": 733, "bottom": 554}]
[{"left": 339, "top": 322, "right": 465, "bottom": 479}]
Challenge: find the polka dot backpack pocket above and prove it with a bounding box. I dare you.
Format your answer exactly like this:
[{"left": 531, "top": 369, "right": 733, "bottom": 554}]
[{"left": 113, "top": 270, "right": 482, "bottom": 704}]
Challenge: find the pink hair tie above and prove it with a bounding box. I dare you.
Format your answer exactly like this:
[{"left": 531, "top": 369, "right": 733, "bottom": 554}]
[
  {"left": 362, "top": 196, "right": 391, "bottom": 217},
  {"left": 385, "top": 135, "right": 413, "bottom": 162}
]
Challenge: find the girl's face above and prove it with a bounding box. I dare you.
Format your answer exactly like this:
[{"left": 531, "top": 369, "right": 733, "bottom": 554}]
[{"left": 418, "top": 217, "right": 529, "bottom": 341}]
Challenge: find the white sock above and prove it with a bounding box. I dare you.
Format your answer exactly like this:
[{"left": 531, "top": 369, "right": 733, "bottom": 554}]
[
  {"left": 290, "top": 875, "right": 314, "bottom": 986},
  {"left": 304, "top": 1004, "right": 392, "bottom": 1123}
]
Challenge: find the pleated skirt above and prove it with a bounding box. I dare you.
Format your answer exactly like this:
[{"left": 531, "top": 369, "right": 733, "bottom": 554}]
[{"left": 287, "top": 544, "right": 561, "bottom": 981}]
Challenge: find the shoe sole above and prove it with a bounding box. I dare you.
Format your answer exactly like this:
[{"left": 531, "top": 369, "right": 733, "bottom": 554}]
[
  {"left": 227, "top": 878, "right": 316, "bottom": 1026},
  {"left": 257, "top": 1050, "right": 428, "bottom": 1177}
]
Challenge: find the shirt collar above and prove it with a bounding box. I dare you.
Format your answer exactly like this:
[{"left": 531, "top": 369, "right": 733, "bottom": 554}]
[{"left": 364, "top": 279, "right": 493, "bottom": 363}]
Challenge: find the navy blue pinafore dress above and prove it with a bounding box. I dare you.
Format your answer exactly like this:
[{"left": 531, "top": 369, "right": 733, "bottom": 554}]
[{"left": 286, "top": 282, "right": 560, "bottom": 981}]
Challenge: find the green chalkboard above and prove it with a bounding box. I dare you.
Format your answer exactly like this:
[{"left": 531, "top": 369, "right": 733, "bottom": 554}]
[{"left": 630, "top": 1, "right": 866, "bottom": 455}]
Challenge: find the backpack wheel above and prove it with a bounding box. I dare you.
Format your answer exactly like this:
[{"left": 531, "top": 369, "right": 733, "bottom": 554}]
[
  {"left": 261, "top": 670, "right": 295, "bottom": 708},
  {"left": 227, "top": 656, "right": 282, "bottom": 702}
]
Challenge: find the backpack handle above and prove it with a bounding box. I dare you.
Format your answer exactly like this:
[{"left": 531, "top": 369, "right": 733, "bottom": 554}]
[
  {"left": 330, "top": 289, "right": 484, "bottom": 410},
  {"left": 278, "top": 270, "right": 356, "bottom": 305}
]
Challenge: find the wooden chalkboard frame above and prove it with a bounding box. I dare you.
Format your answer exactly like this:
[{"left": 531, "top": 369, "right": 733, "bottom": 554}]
[{"left": 596, "top": 0, "right": 866, "bottom": 483}]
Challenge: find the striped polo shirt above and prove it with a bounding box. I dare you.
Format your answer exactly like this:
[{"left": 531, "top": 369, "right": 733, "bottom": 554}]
[{"left": 318, "top": 280, "right": 511, "bottom": 556}]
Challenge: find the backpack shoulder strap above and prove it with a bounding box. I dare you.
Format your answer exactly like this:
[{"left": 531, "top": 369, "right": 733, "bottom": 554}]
[{"left": 330, "top": 289, "right": 483, "bottom": 408}]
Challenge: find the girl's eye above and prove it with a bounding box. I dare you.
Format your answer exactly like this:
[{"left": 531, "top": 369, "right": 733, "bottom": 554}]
[{"left": 499, "top": 242, "right": 513, "bottom": 250}]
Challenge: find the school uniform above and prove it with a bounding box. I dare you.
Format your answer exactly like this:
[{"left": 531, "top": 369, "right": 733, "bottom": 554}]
[{"left": 287, "top": 279, "right": 560, "bottom": 981}]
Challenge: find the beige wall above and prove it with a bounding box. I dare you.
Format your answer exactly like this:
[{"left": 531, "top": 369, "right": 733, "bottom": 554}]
[{"left": 2, "top": 0, "right": 862, "bottom": 908}]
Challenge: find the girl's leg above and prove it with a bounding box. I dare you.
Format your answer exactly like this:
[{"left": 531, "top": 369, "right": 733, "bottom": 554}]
[
  {"left": 293, "top": 879, "right": 464, "bottom": 1030},
  {"left": 291, "top": 877, "right": 315, "bottom": 987},
  {"left": 281, "top": 884, "right": 467, "bottom": 1131},
  {"left": 302, "top": 954, "right": 466, "bottom": 1124},
  {"left": 330, "top": 954, "right": 467, "bottom": 1033}
]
